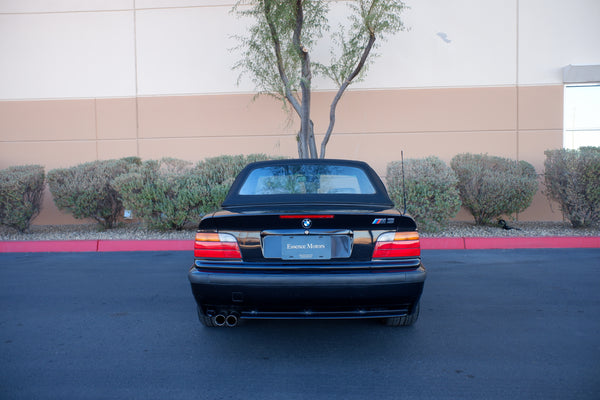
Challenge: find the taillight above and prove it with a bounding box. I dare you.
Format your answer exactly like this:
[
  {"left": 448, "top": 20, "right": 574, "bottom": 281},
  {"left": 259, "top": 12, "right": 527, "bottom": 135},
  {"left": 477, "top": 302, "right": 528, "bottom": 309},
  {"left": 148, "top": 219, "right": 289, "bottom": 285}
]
[
  {"left": 372, "top": 231, "right": 420, "bottom": 259},
  {"left": 194, "top": 232, "right": 241, "bottom": 260}
]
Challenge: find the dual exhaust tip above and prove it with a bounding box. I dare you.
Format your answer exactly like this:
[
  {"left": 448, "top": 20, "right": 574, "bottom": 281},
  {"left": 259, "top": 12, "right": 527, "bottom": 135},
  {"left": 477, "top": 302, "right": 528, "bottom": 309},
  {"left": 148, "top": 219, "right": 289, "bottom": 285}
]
[{"left": 213, "top": 312, "right": 239, "bottom": 327}]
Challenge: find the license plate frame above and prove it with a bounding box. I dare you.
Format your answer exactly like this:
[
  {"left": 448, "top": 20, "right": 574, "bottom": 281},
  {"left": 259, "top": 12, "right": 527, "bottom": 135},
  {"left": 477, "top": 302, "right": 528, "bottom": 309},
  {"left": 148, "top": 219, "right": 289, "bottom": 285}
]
[{"left": 281, "top": 235, "right": 331, "bottom": 260}]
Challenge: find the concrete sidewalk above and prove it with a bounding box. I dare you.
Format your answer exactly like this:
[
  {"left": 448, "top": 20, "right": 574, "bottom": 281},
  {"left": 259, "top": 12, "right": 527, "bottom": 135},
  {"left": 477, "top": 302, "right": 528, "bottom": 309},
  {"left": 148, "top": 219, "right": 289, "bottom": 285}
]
[{"left": 1, "top": 236, "right": 599, "bottom": 253}]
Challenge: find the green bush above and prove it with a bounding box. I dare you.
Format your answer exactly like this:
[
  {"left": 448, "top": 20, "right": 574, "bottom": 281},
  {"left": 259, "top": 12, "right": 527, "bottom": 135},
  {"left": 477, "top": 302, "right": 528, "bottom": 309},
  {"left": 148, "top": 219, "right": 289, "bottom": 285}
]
[
  {"left": 194, "top": 154, "right": 275, "bottom": 208},
  {"left": 0, "top": 165, "right": 45, "bottom": 232},
  {"left": 195, "top": 154, "right": 274, "bottom": 184},
  {"left": 386, "top": 157, "right": 461, "bottom": 232},
  {"left": 543, "top": 147, "right": 600, "bottom": 228},
  {"left": 47, "top": 158, "right": 141, "bottom": 229},
  {"left": 114, "top": 154, "right": 276, "bottom": 231},
  {"left": 451, "top": 153, "right": 538, "bottom": 225},
  {"left": 113, "top": 158, "right": 206, "bottom": 231}
]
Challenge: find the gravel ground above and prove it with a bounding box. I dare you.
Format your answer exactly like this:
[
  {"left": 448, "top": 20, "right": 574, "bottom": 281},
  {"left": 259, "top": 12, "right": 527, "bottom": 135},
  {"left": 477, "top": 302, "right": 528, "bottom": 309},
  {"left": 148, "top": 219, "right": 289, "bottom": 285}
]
[{"left": 1, "top": 220, "right": 599, "bottom": 241}]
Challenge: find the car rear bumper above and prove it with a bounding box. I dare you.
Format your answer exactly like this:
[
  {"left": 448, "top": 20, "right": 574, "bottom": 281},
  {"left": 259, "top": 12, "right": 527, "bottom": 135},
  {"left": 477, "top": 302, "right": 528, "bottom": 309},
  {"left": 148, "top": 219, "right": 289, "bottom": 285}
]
[{"left": 188, "top": 263, "right": 426, "bottom": 319}]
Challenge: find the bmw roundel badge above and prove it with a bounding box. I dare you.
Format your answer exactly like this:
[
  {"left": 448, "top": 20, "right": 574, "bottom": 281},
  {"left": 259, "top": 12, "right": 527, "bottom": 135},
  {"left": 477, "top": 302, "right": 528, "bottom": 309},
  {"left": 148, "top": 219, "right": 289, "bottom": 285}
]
[{"left": 301, "top": 218, "right": 312, "bottom": 229}]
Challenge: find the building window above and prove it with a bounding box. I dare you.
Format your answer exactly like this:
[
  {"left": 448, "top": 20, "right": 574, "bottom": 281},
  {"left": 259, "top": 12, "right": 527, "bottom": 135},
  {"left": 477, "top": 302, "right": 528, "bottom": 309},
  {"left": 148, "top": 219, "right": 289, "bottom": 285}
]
[{"left": 563, "top": 84, "right": 600, "bottom": 149}]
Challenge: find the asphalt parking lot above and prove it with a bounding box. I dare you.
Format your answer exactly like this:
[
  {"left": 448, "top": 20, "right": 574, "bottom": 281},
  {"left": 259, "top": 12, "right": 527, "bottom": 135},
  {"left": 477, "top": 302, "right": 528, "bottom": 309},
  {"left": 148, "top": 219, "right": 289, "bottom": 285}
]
[{"left": 1, "top": 249, "right": 599, "bottom": 400}]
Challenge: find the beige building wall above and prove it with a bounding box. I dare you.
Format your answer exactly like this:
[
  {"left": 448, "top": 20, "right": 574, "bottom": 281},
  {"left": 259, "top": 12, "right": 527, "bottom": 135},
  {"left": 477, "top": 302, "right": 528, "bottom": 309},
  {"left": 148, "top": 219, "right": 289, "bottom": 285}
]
[
  {"left": 0, "top": 85, "right": 564, "bottom": 224},
  {"left": 1, "top": 0, "right": 599, "bottom": 225}
]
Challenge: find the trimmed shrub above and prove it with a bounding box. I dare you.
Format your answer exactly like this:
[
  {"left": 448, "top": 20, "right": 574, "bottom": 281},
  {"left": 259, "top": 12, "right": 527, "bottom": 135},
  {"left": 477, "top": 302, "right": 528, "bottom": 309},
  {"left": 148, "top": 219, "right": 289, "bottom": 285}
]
[
  {"left": 543, "top": 147, "right": 600, "bottom": 228},
  {"left": 0, "top": 165, "right": 45, "bottom": 232},
  {"left": 114, "top": 154, "right": 277, "bottom": 231},
  {"left": 113, "top": 158, "right": 207, "bottom": 231},
  {"left": 194, "top": 154, "right": 275, "bottom": 208},
  {"left": 47, "top": 158, "right": 141, "bottom": 229},
  {"left": 386, "top": 157, "right": 461, "bottom": 232},
  {"left": 451, "top": 153, "right": 538, "bottom": 225},
  {"left": 195, "top": 154, "right": 274, "bottom": 183}
]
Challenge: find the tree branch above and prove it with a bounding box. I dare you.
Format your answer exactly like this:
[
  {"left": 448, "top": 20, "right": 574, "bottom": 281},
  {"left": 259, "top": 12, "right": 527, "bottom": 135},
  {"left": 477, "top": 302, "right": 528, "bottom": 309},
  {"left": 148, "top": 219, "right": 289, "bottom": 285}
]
[
  {"left": 320, "top": 32, "right": 376, "bottom": 158},
  {"left": 263, "top": 0, "right": 302, "bottom": 116}
]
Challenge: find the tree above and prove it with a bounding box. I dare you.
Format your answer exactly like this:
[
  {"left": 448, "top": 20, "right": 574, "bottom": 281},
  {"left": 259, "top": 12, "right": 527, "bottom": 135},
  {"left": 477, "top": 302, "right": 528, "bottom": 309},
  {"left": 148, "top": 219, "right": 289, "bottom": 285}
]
[{"left": 233, "top": 0, "right": 408, "bottom": 158}]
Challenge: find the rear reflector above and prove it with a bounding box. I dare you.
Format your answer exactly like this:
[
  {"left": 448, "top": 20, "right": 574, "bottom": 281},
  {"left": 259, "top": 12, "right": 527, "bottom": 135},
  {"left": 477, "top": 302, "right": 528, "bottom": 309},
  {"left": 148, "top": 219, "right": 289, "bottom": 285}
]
[
  {"left": 372, "top": 231, "right": 420, "bottom": 259},
  {"left": 194, "top": 232, "right": 241, "bottom": 259}
]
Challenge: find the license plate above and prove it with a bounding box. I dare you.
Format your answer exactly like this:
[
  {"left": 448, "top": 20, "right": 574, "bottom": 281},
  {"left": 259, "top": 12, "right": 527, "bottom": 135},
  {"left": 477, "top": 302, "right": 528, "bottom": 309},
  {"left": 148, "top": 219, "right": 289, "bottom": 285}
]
[{"left": 281, "top": 235, "right": 331, "bottom": 260}]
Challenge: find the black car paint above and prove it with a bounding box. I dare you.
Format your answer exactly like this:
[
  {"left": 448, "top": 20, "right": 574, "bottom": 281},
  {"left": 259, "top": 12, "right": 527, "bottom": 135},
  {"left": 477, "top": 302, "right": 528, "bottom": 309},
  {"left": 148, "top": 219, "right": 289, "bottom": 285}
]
[{"left": 188, "top": 159, "right": 426, "bottom": 324}]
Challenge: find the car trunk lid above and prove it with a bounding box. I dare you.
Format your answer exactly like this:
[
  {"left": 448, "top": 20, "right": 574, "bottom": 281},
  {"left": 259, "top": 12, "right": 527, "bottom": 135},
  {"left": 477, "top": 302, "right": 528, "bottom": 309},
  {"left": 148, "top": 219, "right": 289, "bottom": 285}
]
[{"left": 197, "top": 208, "right": 417, "bottom": 263}]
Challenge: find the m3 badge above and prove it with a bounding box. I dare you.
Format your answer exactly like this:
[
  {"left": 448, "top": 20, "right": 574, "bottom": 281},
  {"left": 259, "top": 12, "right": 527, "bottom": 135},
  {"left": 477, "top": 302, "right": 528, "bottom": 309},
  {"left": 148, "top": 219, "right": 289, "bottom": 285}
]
[{"left": 372, "top": 218, "right": 395, "bottom": 225}]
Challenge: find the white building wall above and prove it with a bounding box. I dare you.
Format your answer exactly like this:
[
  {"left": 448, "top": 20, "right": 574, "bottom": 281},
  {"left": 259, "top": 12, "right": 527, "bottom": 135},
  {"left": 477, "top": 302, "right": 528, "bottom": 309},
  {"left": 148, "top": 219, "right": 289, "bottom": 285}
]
[
  {"left": 519, "top": 0, "right": 600, "bottom": 85},
  {"left": 0, "top": 0, "right": 133, "bottom": 14},
  {"left": 350, "top": 0, "right": 518, "bottom": 89},
  {"left": 135, "top": 6, "right": 250, "bottom": 95},
  {"left": 1, "top": 0, "right": 599, "bottom": 100},
  {"left": 0, "top": 10, "right": 136, "bottom": 99}
]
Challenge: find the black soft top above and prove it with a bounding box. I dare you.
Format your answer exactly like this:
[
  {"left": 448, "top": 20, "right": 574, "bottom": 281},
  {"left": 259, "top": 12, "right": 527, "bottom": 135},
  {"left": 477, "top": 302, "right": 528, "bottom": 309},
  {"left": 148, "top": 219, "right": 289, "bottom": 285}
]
[{"left": 221, "top": 159, "right": 395, "bottom": 210}]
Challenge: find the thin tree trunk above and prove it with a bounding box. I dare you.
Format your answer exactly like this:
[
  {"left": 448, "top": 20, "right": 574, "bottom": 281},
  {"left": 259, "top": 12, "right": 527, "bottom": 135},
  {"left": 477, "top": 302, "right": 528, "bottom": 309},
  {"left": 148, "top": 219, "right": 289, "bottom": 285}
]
[
  {"left": 263, "top": 0, "right": 309, "bottom": 158},
  {"left": 293, "top": 0, "right": 315, "bottom": 158},
  {"left": 297, "top": 130, "right": 307, "bottom": 158}
]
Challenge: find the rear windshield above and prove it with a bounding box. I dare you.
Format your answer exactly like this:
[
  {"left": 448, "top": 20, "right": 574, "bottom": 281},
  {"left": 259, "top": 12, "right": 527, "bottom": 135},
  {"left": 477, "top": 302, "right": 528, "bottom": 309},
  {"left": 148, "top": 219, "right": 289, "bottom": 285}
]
[
  {"left": 222, "top": 160, "right": 394, "bottom": 209},
  {"left": 238, "top": 165, "right": 376, "bottom": 195}
]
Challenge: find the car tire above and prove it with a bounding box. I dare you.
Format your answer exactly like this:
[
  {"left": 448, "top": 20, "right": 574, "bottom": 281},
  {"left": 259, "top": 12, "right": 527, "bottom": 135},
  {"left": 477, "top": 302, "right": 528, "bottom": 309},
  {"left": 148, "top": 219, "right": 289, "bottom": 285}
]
[
  {"left": 197, "top": 307, "right": 218, "bottom": 327},
  {"left": 382, "top": 301, "right": 420, "bottom": 327}
]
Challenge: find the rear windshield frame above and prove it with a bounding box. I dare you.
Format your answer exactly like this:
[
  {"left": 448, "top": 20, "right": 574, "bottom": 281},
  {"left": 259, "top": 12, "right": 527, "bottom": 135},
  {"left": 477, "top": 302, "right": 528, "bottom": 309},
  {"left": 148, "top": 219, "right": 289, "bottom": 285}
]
[{"left": 221, "top": 159, "right": 394, "bottom": 209}]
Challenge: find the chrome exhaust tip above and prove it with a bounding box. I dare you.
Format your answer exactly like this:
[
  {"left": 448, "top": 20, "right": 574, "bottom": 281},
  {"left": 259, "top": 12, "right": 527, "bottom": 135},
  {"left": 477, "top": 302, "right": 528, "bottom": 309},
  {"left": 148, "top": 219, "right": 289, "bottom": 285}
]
[
  {"left": 225, "top": 313, "right": 239, "bottom": 327},
  {"left": 213, "top": 314, "right": 226, "bottom": 327}
]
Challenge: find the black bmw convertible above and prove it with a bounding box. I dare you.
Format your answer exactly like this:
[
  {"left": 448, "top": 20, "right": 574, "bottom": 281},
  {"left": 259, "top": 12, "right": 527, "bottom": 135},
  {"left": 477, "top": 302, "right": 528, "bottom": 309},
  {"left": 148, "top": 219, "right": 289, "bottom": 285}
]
[{"left": 188, "top": 159, "right": 426, "bottom": 327}]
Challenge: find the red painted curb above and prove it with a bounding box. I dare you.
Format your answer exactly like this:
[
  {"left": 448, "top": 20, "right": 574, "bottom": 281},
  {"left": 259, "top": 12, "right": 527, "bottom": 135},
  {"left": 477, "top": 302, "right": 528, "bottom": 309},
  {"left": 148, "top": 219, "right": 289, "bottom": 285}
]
[
  {"left": 0, "top": 237, "right": 599, "bottom": 253},
  {"left": 464, "top": 236, "right": 600, "bottom": 249},
  {"left": 0, "top": 240, "right": 191, "bottom": 253},
  {"left": 421, "top": 237, "right": 465, "bottom": 250},
  {"left": 97, "top": 240, "right": 193, "bottom": 252},
  {"left": 0, "top": 240, "right": 98, "bottom": 253}
]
